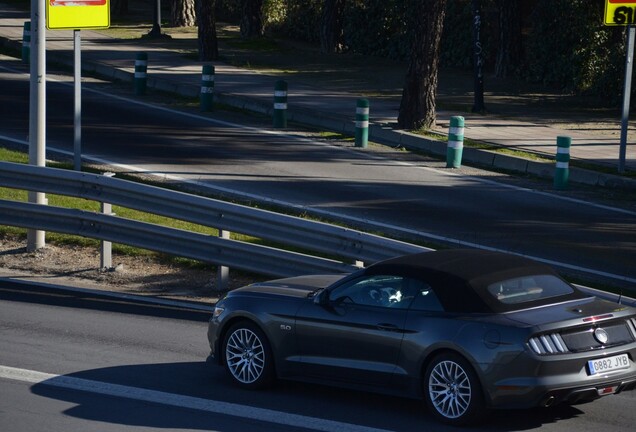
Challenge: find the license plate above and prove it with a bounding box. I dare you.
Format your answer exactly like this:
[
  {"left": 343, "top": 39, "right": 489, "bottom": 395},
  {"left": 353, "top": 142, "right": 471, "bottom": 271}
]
[{"left": 588, "top": 353, "right": 630, "bottom": 375}]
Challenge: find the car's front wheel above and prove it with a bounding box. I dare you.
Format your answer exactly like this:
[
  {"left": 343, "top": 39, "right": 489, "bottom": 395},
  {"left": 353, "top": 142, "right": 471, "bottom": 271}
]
[
  {"left": 223, "top": 321, "right": 274, "bottom": 389},
  {"left": 423, "top": 352, "right": 486, "bottom": 426}
]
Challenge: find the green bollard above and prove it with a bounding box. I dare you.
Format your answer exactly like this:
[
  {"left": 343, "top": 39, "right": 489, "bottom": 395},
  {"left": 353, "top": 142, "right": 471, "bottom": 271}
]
[
  {"left": 554, "top": 136, "right": 571, "bottom": 190},
  {"left": 200, "top": 64, "right": 215, "bottom": 111},
  {"left": 446, "top": 116, "right": 465, "bottom": 168},
  {"left": 134, "top": 52, "right": 148, "bottom": 96},
  {"left": 273, "top": 80, "right": 288, "bottom": 128},
  {"left": 355, "top": 98, "right": 369, "bottom": 148},
  {"left": 22, "top": 22, "right": 30, "bottom": 64}
]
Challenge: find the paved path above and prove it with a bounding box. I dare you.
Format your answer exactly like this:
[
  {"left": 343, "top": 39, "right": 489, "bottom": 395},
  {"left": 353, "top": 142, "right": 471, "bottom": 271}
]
[{"left": 0, "top": 4, "right": 635, "bottom": 185}]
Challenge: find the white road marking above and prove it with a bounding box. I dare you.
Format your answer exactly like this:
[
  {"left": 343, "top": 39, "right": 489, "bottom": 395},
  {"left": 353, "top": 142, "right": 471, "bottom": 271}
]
[{"left": 0, "top": 365, "right": 395, "bottom": 432}]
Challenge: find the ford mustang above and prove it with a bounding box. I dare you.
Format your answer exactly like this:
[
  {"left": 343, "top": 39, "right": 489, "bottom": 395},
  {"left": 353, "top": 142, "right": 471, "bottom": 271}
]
[{"left": 207, "top": 249, "right": 636, "bottom": 425}]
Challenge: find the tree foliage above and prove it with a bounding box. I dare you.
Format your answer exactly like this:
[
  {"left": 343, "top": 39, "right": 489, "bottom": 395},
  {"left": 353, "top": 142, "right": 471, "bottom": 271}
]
[
  {"left": 112, "top": 0, "right": 129, "bottom": 17},
  {"left": 88, "top": 0, "right": 628, "bottom": 116},
  {"left": 240, "top": 0, "right": 265, "bottom": 38},
  {"left": 525, "top": 0, "right": 624, "bottom": 100},
  {"left": 495, "top": 0, "right": 522, "bottom": 78},
  {"left": 320, "top": 0, "right": 346, "bottom": 53},
  {"left": 206, "top": 0, "right": 630, "bottom": 125},
  {"left": 235, "top": 1, "right": 626, "bottom": 101}
]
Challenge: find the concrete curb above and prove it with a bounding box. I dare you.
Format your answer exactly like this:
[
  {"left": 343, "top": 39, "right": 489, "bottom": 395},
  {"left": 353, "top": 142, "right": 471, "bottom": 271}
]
[{"left": 2, "top": 34, "right": 635, "bottom": 191}]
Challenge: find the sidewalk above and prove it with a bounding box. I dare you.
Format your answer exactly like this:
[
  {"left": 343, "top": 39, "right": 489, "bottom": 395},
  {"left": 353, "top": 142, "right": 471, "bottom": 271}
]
[{"left": 1, "top": 4, "right": 635, "bottom": 190}]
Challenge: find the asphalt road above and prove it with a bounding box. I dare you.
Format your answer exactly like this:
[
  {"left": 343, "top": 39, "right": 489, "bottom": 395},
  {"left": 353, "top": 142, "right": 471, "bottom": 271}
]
[
  {"left": 1, "top": 281, "right": 635, "bottom": 432},
  {"left": 0, "top": 57, "right": 635, "bottom": 289}
]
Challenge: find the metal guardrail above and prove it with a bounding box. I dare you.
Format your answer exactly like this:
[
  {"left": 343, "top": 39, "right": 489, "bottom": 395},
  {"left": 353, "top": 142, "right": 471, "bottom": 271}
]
[{"left": 0, "top": 162, "right": 428, "bottom": 277}]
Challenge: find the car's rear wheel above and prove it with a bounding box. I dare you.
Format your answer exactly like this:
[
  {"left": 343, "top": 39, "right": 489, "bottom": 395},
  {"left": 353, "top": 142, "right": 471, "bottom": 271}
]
[
  {"left": 424, "top": 352, "right": 486, "bottom": 426},
  {"left": 223, "top": 321, "right": 274, "bottom": 389}
]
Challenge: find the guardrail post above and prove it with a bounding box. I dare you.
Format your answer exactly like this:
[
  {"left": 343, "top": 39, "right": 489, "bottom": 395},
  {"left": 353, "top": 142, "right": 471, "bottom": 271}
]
[
  {"left": 273, "top": 80, "right": 288, "bottom": 128},
  {"left": 100, "top": 173, "right": 116, "bottom": 269},
  {"left": 554, "top": 136, "right": 571, "bottom": 190},
  {"left": 200, "top": 64, "right": 215, "bottom": 111},
  {"left": 26, "top": 191, "right": 46, "bottom": 251},
  {"left": 134, "top": 52, "right": 148, "bottom": 96},
  {"left": 216, "top": 230, "right": 230, "bottom": 291},
  {"left": 355, "top": 98, "right": 369, "bottom": 148},
  {"left": 446, "top": 116, "right": 465, "bottom": 168},
  {"left": 22, "top": 21, "right": 30, "bottom": 64}
]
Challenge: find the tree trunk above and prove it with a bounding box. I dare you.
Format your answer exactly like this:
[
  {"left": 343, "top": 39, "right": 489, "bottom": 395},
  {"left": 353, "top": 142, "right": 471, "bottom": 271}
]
[
  {"left": 171, "top": 0, "right": 197, "bottom": 27},
  {"left": 240, "top": 0, "right": 264, "bottom": 38},
  {"left": 320, "top": 0, "right": 346, "bottom": 53},
  {"left": 197, "top": 0, "right": 219, "bottom": 61},
  {"left": 495, "top": 0, "right": 522, "bottom": 78},
  {"left": 397, "top": 0, "right": 447, "bottom": 130}
]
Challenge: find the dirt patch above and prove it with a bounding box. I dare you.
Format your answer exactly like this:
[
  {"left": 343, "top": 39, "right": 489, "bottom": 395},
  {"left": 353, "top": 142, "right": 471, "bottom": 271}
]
[{"left": 0, "top": 233, "right": 255, "bottom": 303}]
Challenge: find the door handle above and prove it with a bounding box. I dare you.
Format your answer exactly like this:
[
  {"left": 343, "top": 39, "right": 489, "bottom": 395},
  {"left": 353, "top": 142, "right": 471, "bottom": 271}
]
[{"left": 376, "top": 323, "right": 399, "bottom": 332}]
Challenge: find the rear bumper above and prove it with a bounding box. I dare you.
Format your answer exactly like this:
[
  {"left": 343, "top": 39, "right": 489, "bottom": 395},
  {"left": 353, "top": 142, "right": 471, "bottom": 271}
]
[
  {"left": 539, "top": 376, "right": 636, "bottom": 407},
  {"left": 489, "top": 374, "right": 636, "bottom": 409},
  {"left": 483, "top": 343, "right": 636, "bottom": 409}
]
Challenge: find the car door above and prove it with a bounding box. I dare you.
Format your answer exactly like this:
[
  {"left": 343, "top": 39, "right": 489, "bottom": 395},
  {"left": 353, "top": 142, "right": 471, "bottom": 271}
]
[{"left": 294, "top": 274, "right": 416, "bottom": 386}]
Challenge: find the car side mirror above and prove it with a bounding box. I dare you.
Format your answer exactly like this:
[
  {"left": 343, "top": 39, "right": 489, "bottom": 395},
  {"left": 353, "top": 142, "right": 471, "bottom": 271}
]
[{"left": 313, "top": 288, "right": 329, "bottom": 306}]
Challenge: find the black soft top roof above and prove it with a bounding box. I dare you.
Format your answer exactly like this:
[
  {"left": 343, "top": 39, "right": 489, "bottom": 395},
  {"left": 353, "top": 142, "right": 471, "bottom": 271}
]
[{"left": 366, "top": 249, "right": 585, "bottom": 313}]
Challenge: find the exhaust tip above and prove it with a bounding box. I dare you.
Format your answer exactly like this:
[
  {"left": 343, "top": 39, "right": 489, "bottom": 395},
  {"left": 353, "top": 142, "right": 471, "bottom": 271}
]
[{"left": 542, "top": 396, "right": 556, "bottom": 407}]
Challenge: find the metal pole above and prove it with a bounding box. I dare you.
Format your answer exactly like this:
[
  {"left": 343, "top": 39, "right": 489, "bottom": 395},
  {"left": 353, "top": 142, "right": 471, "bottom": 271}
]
[
  {"left": 100, "top": 202, "right": 113, "bottom": 269},
  {"left": 216, "top": 230, "right": 230, "bottom": 291},
  {"left": 148, "top": 0, "right": 162, "bottom": 37},
  {"left": 27, "top": 0, "right": 46, "bottom": 251},
  {"left": 74, "top": 30, "right": 81, "bottom": 171},
  {"left": 471, "top": 0, "right": 485, "bottom": 113},
  {"left": 100, "top": 173, "right": 115, "bottom": 269},
  {"left": 619, "top": 25, "right": 634, "bottom": 174}
]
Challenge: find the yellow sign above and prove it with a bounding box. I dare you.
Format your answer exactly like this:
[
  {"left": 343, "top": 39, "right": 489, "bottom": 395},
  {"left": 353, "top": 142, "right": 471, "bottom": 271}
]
[
  {"left": 46, "top": 0, "right": 110, "bottom": 30},
  {"left": 605, "top": 0, "right": 636, "bottom": 25}
]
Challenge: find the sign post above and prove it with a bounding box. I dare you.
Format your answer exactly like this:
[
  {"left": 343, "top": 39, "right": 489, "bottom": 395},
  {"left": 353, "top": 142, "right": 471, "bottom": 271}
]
[
  {"left": 619, "top": 26, "right": 634, "bottom": 174},
  {"left": 74, "top": 29, "right": 81, "bottom": 171},
  {"left": 27, "top": 0, "right": 46, "bottom": 251},
  {"left": 604, "top": 0, "right": 636, "bottom": 173},
  {"left": 46, "top": 1, "right": 110, "bottom": 171}
]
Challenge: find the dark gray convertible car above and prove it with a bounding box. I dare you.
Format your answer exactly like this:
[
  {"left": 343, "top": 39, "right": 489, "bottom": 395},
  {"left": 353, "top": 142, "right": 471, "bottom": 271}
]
[{"left": 207, "top": 249, "right": 636, "bottom": 425}]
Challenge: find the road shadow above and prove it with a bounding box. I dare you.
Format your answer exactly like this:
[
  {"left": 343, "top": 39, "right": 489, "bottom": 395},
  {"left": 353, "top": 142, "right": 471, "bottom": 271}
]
[
  {"left": 29, "top": 361, "right": 590, "bottom": 432},
  {"left": 0, "top": 279, "right": 212, "bottom": 322}
]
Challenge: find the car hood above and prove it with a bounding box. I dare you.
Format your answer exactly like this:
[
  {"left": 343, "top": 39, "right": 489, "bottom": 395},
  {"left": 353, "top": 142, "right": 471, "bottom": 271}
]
[
  {"left": 231, "top": 274, "right": 345, "bottom": 299},
  {"left": 504, "top": 296, "right": 635, "bottom": 328}
]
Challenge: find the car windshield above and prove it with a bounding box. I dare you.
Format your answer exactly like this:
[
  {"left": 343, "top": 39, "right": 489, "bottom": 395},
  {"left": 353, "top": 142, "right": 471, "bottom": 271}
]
[{"left": 486, "top": 274, "right": 574, "bottom": 305}]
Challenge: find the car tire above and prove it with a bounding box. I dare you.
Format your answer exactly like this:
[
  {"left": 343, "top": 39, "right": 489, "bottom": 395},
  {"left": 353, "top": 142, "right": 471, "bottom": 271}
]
[
  {"left": 222, "top": 321, "right": 275, "bottom": 389},
  {"left": 423, "top": 352, "right": 487, "bottom": 426}
]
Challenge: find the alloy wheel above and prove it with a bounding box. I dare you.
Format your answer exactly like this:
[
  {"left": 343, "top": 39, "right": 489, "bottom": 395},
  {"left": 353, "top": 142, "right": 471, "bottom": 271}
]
[
  {"left": 225, "top": 327, "right": 266, "bottom": 384},
  {"left": 428, "top": 359, "right": 472, "bottom": 419}
]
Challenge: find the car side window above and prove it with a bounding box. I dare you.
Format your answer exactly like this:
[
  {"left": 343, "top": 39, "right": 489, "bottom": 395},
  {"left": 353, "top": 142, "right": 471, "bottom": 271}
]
[
  {"left": 487, "top": 274, "right": 574, "bottom": 305},
  {"left": 329, "top": 275, "right": 417, "bottom": 309},
  {"left": 408, "top": 280, "right": 444, "bottom": 312}
]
